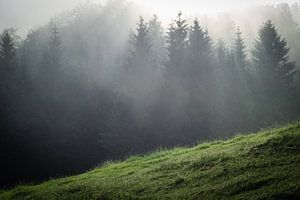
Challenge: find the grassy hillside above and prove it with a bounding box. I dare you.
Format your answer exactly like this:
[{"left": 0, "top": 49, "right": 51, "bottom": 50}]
[{"left": 1, "top": 122, "right": 300, "bottom": 200}]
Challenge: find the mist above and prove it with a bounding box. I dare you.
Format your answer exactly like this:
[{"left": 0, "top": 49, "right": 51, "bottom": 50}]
[
  {"left": 1, "top": 0, "right": 300, "bottom": 188},
  {"left": 1, "top": 0, "right": 299, "bottom": 35}
]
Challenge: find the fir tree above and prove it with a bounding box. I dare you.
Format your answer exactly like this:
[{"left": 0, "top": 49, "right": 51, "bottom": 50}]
[
  {"left": 39, "top": 21, "right": 63, "bottom": 99},
  {"left": 252, "top": 20, "right": 296, "bottom": 93},
  {"left": 126, "top": 17, "right": 151, "bottom": 74},
  {"left": 0, "top": 29, "right": 20, "bottom": 98},
  {"left": 252, "top": 20, "right": 297, "bottom": 122},
  {"left": 123, "top": 16, "right": 161, "bottom": 106},
  {"left": 0, "top": 29, "right": 21, "bottom": 150},
  {"left": 234, "top": 26, "right": 247, "bottom": 71},
  {"left": 166, "top": 12, "right": 188, "bottom": 77},
  {"left": 185, "top": 19, "right": 215, "bottom": 140},
  {"left": 0, "top": 30, "right": 17, "bottom": 69},
  {"left": 187, "top": 18, "right": 212, "bottom": 80},
  {"left": 148, "top": 15, "right": 167, "bottom": 72}
]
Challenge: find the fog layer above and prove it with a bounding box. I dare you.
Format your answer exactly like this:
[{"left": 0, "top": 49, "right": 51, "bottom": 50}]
[{"left": 0, "top": 0, "right": 300, "bottom": 187}]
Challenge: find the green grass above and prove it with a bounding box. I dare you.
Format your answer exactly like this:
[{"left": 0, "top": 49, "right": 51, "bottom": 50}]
[{"left": 1, "top": 122, "right": 300, "bottom": 200}]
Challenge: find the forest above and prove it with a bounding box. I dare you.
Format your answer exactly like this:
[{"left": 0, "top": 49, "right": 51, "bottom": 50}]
[{"left": 1, "top": 0, "right": 300, "bottom": 187}]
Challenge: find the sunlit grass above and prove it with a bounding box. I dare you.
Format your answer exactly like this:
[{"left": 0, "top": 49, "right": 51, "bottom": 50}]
[{"left": 1, "top": 122, "right": 299, "bottom": 200}]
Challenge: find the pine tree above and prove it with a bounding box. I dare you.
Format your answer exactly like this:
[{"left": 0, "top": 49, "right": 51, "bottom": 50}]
[
  {"left": 215, "top": 39, "right": 233, "bottom": 96},
  {"left": 184, "top": 19, "right": 215, "bottom": 140},
  {"left": 166, "top": 12, "right": 188, "bottom": 77},
  {"left": 187, "top": 18, "right": 213, "bottom": 80},
  {"left": 148, "top": 15, "right": 167, "bottom": 72},
  {"left": 45, "top": 21, "right": 62, "bottom": 77},
  {"left": 126, "top": 17, "right": 151, "bottom": 74},
  {"left": 134, "top": 17, "right": 151, "bottom": 57},
  {"left": 232, "top": 27, "right": 253, "bottom": 129},
  {"left": 252, "top": 20, "right": 296, "bottom": 93},
  {"left": 39, "top": 21, "right": 63, "bottom": 99},
  {"left": 0, "top": 29, "right": 21, "bottom": 101},
  {"left": 0, "top": 30, "right": 17, "bottom": 69},
  {"left": 123, "top": 16, "right": 161, "bottom": 106},
  {"left": 252, "top": 20, "right": 297, "bottom": 122},
  {"left": 0, "top": 29, "right": 21, "bottom": 150},
  {"left": 234, "top": 26, "right": 247, "bottom": 71}
]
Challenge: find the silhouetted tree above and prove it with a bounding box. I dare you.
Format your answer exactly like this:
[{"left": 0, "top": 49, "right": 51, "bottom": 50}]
[
  {"left": 39, "top": 21, "right": 63, "bottom": 98},
  {"left": 166, "top": 12, "right": 188, "bottom": 77},
  {"left": 0, "top": 29, "right": 18, "bottom": 95},
  {"left": 0, "top": 29, "right": 30, "bottom": 186},
  {"left": 234, "top": 26, "right": 247, "bottom": 71},
  {"left": 252, "top": 20, "right": 297, "bottom": 123},
  {"left": 0, "top": 29, "right": 19, "bottom": 131},
  {"left": 148, "top": 15, "right": 167, "bottom": 73},
  {"left": 185, "top": 19, "right": 215, "bottom": 139}
]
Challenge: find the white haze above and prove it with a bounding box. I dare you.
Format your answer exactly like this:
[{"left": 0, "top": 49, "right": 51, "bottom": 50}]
[
  {"left": 0, "top": 0, "right": 299, "bottom": 36},
  {"left": 133, "top": 0, "right": 299, "bottom": 19}
]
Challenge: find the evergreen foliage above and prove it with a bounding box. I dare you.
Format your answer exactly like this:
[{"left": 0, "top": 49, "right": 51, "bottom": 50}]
[{"left": 0, "top": 4, "right": 300, "bottom": 188}]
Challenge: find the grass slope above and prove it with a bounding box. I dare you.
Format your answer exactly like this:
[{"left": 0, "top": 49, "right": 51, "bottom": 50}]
[{"left": 1, "top": 122, "right": 300, "bottom": 200}]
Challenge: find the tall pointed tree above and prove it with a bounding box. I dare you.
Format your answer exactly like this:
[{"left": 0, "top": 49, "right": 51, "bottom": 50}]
[
  {"left": 126, "top": 17, "right": 151, "bottom": 74},
  {"left": 184, "top": 19, "right": 215, "bottom": 140},
  {"left": 252, "top": 20, "right": 297, "bottom": 122},
  {"left": 0, "top": 29, "right": 21, "bottom": 156},
  {"left": 38, "top": 21, "right": 64, "bottom": 100},
  {"left": 187, "top": 18, "right": 213, "bottom": 81},
  {"left": 166, "top": 12, "right": 188, "bottom": 77},
  {"left": 234, "top": 26, "right": 247, "bottom": 71},
  {"left": 0, "top": 29, "right": 22, "bottom": 105},
  {"left": 0, "top": 30, "right": 17, "bottom": 69},
  {"left": 44, "top": 21, "right": 62, "bottom": 78},
  {"left": 252, "top": 20, "right": 296, "bottom": 93},
  {"left": 148, "top": 15, "right": 167, "bottom": 72},
  {"left": 122, "top": 16, "right": 161, "bottom": 107},
  {"left": 0, "top": 29, "right": 19, "bottom": 92}
]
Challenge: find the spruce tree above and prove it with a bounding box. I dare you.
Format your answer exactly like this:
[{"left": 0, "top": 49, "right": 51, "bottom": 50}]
[
  {"left": 166, "top": 12, "right": 188, "bottom": 77},
  {"left": 253, "top": 20, "right": 296, "bottom": 93},
  {"left": 0, "top": 29, "right": 20, "bottom": 103},
  {"left": 185, "top": 19, "right": 215, "bottom": 140},
  {"left": 234, "top": 26, "right": 247, "bottom": 71},
  {"left": 45, "top": 22, "right": 62, "bottom": 78},
  {"left": 39, "top": 21, "right": 63, "bottom": 100},
  {"left": 123, "top": 17, "right": 160, "bottom": 105},
  {"left": 126, "top": 17, "right": 151, "bottom": 74},
  {"left": 0, "top": 30, "right": 17, "bottom": 70},
  {"left": 148, "top": 15, "right": 167, "bottom": 72},
  {"left": 0, "top": 29, "right": 20, "bottom": 158},
  {"left": 252, "top": 20, "right": 297, "bottom": 122},
  {"left": 187, "top": 19, "right": 212, "bottom": 81}
]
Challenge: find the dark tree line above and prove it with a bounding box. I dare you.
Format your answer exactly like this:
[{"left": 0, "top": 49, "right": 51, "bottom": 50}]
[{"left": 1, "top": 8, "right": 299, "bottom": 187}]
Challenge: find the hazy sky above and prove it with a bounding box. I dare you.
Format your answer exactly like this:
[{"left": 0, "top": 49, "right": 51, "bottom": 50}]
[
  {"left": 134, "top": 0, "right": 299, "bottom": 15},
  {"left": 0, "top": 0, "right": 299, "bottom": 35}
]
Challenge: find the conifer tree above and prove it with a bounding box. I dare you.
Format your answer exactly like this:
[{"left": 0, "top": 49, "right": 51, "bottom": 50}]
[
  {"left": 0, "top": 29, "right": 21, "bottom": 156},
  {"left": 126, "top": 17, "right": 151, "bottom": 74},
  {"left": 252, "top": 20, "right": 297, "bottom": 122},
  {"left": 39, "top": 21, "right": 63, "bottom": 99},
  {"left": 133, "top": 17, "right": 151, "bottom": 57},
  {"left": 185, "top": 19, "right": 215, "bottom": 140},
  {"left": 44, "top": 22, "right": 62, "bottom": 79},
  {"left": 252, "top": 20, "right": 296, "bottom": 93},
  {"left": 0, "top": 30, "right": 17, "bottom": 69},
  {"left": 123, "top": 16, "right": 160, "bottom": 106},
  {"left": 0, "top": 29, "right": 19, "bottom": 92},
  {"left": 234, "top": 26, "right": 247, "bottom": 71},
  {"left": 148, "top": 15, "right": 167, "bottom": 72},
  {"left": 166, "top": 12, "right": 188, "bottom": 77},
  {"left": 0, "top": 29, "right": 21, "bottom": 105},
  {"left": 187, "top": 19, "right": 213, "bottom": 81}
]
